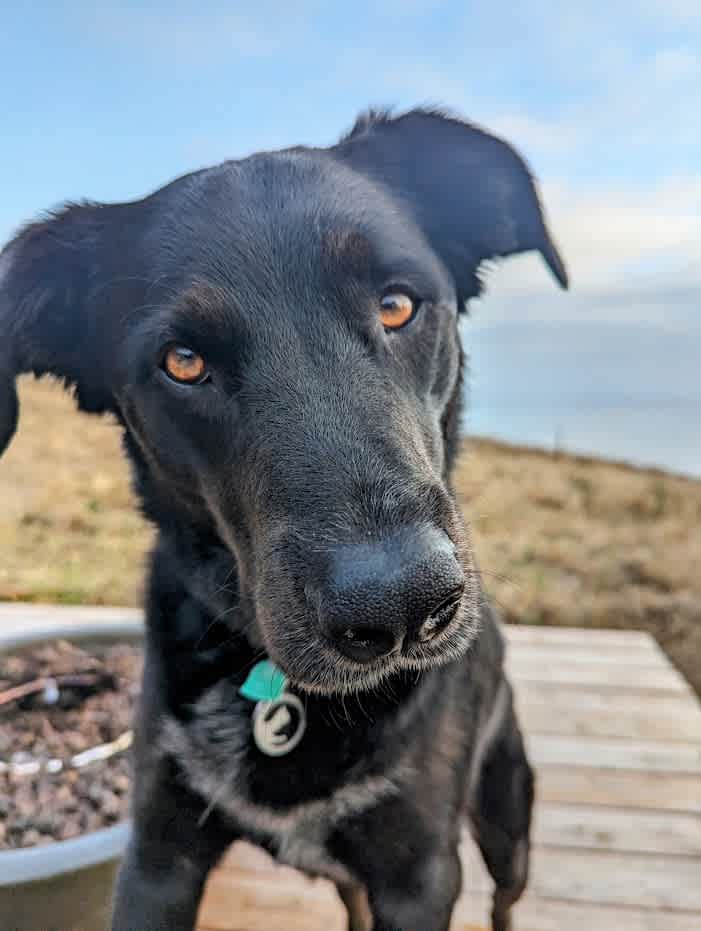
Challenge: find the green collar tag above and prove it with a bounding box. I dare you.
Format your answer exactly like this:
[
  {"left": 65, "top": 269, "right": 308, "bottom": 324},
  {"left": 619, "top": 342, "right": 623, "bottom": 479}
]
[{"left": 239, "top": 659, "right": 287, "bottom": 702}]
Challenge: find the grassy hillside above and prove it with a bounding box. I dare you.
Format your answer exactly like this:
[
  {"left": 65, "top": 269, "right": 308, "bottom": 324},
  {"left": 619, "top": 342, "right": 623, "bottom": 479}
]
[{"left": 2, "top": 377, "right": 700, "bottom": 693}]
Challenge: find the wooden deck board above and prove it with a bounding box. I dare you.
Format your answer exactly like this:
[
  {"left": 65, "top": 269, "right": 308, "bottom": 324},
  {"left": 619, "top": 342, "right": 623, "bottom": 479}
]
[
  {"left": 506, "top": 654, "right": 691, "bottom": 694},
  {"left": 0, "top": 607, "right": 698, "bottom": 928},
  {"left": 526, "top": 734, "right": 701, "bottom": 773},
  {"left": 531, "top": 802, "right": 701, "bottom": 856},
  {"left": 515, "top": 690, "right": 701, "bottom": 741},
  {"left": 452, "top": 893, "right": 701, "bottom": 931},
  {"left": 536, "top": 765, "right": 701, "bottom": 812},
  {"left": 503, "top": 642, "right": 670, "bottom": 667}
]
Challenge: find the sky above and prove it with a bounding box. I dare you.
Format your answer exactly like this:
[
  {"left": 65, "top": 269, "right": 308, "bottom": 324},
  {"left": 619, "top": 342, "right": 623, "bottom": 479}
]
[{"left": 1, "top": 1, "right": 700, "bottom": 469}]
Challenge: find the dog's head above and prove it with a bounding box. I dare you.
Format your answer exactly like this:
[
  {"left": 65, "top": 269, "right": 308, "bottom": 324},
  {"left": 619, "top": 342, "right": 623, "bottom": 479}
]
[{"left": 0, "top": 109, "right": 566, "bottom": 694}]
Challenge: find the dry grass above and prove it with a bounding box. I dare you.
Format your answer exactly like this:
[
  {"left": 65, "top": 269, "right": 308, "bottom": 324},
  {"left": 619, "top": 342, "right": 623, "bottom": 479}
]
[
  {"left": 2, "top": 377, "right": 700, "bottom": 693},
  {"left": 456, "top": 437, "right": 701, "bottom": 694},
  {"left": 0, "top": 379, "right": 152, "bottom": 607}
]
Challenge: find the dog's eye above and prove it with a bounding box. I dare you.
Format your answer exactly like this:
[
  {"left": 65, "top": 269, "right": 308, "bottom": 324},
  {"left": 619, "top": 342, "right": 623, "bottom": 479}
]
[
  {"left": 162, "top": 345, "right": 209, "bottom": 385},
  {"left": 380, "top": 292, "right": 416, "bottom": 330}
]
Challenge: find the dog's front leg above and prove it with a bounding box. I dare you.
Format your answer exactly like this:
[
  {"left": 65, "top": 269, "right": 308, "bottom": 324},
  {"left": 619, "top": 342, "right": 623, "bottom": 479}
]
[
  {"left": 111, "top": 757, "right": 233, "bottom": 931},
  {"left": 112, "top": 835, "right": 214, "bottom": 931},
  {"left": 333, "top": 805, "right": 462, "bottom": 931},
  {"left": 365, "top": 847, "right": 462, "bottom": 931}
]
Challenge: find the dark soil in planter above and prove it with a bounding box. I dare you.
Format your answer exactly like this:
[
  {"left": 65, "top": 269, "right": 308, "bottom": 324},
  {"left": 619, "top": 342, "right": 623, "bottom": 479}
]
[{"left": 0, "top": 640, "right": 142, "bottom": 849}]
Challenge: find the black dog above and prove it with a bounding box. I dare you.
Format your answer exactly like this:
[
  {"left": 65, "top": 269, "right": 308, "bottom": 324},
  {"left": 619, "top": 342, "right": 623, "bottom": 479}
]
[{"left": 0, "top": 108, "right": 567, "bottom": 931}]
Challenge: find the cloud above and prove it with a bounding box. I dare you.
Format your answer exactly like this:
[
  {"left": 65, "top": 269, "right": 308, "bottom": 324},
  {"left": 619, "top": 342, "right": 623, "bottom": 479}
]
[
  {"left": 473, "top": 172, "right": 701, "bottom": 328},
  {"left": 6, "top": 0, "right": 696, "bottom": 339},
  {"left": 380, "top": 41, "right": 699, "bottom": 168},
  {"left": 544, "top": 176, "right": 699, "bottom": 286},
  {"left": 350, "top": 6, "right": 700, "bottom": 329}
]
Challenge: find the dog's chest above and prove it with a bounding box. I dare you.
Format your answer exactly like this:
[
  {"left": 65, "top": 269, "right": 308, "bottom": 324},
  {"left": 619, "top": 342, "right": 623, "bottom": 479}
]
[
  {"left": 161, "top": 684, "right": 399, "bottom": 884},
  {"left": 215, "top": 775, "right": 365, "bottom": 883},
  {"left": 262, "top": 803, "right": 354, "bottom": 883}
]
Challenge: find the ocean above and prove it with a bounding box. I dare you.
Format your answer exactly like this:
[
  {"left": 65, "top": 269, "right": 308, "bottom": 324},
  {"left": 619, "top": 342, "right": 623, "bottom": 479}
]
[{"left": 461, "top": 320, "right": 701, "bottom": 479}]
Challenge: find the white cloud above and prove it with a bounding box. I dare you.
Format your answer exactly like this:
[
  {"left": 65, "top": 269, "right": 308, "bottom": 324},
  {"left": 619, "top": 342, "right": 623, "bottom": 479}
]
[
  {"left": 399, "top": 41, "right": 698, "bottom": 161},
  {"left": 63, "top": 1, "right": 700, "bottom": 337},
  {"left": 358, "top": 8, "right": 700, "bottom": 329},
  {"left": 473, "top": 174, "right": 701, "bottom": 329},
  {"left": 548, "top": 177, "right": 701, "bottom": 286}
]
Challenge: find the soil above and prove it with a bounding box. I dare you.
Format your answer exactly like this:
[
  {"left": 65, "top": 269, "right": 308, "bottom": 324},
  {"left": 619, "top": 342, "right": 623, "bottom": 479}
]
[{"left": 0, "top": 640, "right": 142, "bottom": 849}]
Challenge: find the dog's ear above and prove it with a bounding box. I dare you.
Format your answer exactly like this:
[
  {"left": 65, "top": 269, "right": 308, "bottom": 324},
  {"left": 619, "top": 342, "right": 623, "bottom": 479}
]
[
  {"left": 0, "top": 200, "right": 147, "bottom": 455},
  {"left": 332, "top": 108, "right": 568, "bottom": 306}
]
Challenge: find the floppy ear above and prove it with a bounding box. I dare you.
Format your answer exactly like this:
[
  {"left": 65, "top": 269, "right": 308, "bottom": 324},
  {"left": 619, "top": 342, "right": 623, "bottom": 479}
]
[
  {"left": 332, "top": 108, "right": 568, "bottom": 306},
  {"left": 0, "top": 200, "right": 147, "bottom": 455}
]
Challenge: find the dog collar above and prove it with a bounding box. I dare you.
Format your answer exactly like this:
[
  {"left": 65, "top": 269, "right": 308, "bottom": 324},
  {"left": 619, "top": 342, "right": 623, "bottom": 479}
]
[{"left": 239, "top": 660, "right": 306, "bottom": 757}]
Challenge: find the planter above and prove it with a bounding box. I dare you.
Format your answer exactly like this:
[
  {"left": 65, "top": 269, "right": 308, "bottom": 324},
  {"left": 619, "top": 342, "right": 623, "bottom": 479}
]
[{"left": 0, "top": 616, "right": 143, "bottom": 931}]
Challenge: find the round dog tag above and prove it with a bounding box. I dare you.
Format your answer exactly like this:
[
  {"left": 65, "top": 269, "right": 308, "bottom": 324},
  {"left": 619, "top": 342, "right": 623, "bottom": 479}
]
[{"left": 252, "top": 692, "right": 306, "bottom": 757}]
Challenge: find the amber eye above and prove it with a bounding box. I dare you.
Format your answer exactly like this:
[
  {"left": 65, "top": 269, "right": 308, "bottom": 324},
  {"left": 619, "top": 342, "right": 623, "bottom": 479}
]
[
  {"left": 162, "top": 345, "right": 208, "bottom": 384},
  {"left": 379, "top": 292, "right": 416, "bottom": 330}
]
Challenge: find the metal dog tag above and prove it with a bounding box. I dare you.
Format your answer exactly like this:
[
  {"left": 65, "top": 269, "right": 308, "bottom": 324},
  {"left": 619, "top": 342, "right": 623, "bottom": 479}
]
[{"left": 252, "top": 692, "right": 306, "bottom": 757}]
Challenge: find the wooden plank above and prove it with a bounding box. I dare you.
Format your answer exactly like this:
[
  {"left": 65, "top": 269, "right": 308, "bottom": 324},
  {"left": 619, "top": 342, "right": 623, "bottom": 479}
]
[
  {"left": 527, "top": 734, "right": 701, "bottom": 774},
  {"left": 452, "top": 892, "right": 701, "bottom": 931},
  {"left": 532, "top": 802, "right": 701, "bottom": 856},
  {"left": 504, "top": 625, "right": 657, "bottom": 649},
  {"left": 526, "top": 847, "right": 701, "bottom": 911},
  {"left": 198, "top": 868, "right": 345, "bottom": 931},
  {"left": 516, "top": 692, "right": 701, "bottom": 741},
  {"left": 220, "top": 841, "right": 285, "bottom": 873},
  {"left": 515, "top": 680, "right": 700, "bottom": 714},
  {"left": 507, "top": 643, "right": 668, "bottom": 668},
  {"left": 507, "top": 654, "right": 691, "bottom": 693},
  {"left": 458, "top": 838, "right": 492, "bottom": 895},
  {"left": 459, "top": 837, "right": 701, "bottom": 911},
  {"left": 538, "top": 765, "right": 701, "bottom": 812}
]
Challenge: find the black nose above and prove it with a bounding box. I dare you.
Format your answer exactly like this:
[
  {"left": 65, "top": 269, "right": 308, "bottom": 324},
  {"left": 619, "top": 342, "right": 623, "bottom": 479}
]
[{"left": 313, "top": 526, "right": 465, "bottom": 663}]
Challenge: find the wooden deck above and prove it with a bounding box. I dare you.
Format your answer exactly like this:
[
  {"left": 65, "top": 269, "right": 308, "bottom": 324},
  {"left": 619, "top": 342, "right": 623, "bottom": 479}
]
[
  {"left": 196, "top": 626, "right": 701, "bottom": 931},
  {"left": 1, "top": 605, "right": 699, "bottom": 928}
]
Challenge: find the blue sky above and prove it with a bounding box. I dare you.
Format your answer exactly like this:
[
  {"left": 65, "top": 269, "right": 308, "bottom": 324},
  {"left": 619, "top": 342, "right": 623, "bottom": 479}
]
[
  {"left": 2, "top": 2, "right": 699, "bottom": 310},
  {"left": 2, "top": 2, "right": 700, "bottom": 468}
]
